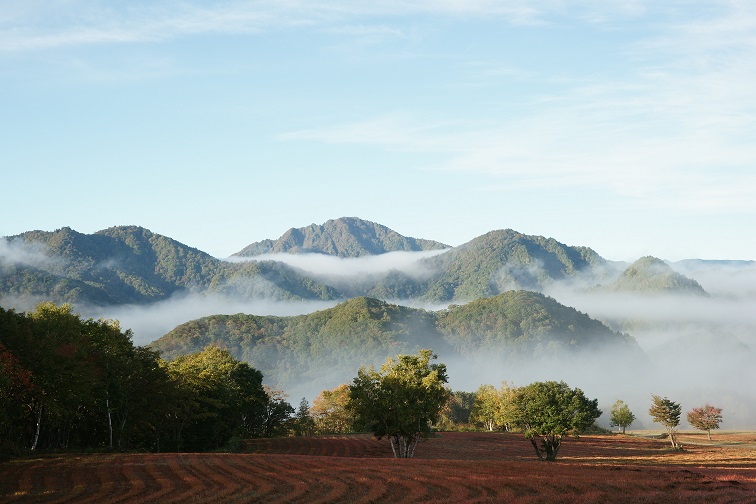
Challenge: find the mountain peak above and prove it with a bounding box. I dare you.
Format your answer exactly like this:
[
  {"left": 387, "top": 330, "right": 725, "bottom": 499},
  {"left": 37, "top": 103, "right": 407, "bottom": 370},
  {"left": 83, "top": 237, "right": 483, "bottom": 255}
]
[
  {"left": 608, "top": 256, "right": 709, "bottom": 296},
  {"left": 233, "top": 217, "right": 449, "bottom": 258}
]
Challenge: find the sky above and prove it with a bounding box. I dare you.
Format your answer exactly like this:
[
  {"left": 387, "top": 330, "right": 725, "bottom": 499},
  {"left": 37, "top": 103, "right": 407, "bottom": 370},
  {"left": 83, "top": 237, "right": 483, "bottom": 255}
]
[{"left": 2, "top": 1, "right": 755, "bottom": 262}]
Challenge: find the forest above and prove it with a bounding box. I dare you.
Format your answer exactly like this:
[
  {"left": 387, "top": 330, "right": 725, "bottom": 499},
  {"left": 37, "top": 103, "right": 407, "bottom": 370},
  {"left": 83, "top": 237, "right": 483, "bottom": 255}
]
[{"left": 0, "top": 304, "right": 294, "bottom": 456}]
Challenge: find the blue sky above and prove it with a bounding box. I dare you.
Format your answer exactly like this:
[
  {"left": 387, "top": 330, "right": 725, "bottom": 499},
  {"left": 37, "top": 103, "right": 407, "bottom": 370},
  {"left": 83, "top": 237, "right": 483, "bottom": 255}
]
[{"left": 2, "top": 1, "right": 755, "bottom": 261}]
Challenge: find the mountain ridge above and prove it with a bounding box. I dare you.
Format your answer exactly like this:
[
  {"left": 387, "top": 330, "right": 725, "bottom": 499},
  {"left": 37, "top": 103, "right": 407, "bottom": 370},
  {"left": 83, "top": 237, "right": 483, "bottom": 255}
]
[
  {"left": 1, "top": 219, "right": 718, "bottom": 309},
  {"left": 233, "top": 217, "right": 449, "bottom": 258}
]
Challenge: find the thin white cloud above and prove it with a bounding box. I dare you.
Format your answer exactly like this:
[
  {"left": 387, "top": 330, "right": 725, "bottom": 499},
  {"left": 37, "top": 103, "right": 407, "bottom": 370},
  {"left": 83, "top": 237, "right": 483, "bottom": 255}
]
[
  {"left": 277, "top": 2, "right": 756, "bottom": 216},
  {"left": 0, "top": 0, "right": 656, "bottom": 53}
]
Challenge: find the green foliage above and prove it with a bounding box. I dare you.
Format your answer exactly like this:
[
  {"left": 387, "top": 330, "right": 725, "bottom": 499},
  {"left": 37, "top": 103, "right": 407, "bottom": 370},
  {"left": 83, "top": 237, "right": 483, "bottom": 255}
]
[
  {"left": 686, "top": 404, "right": 723, "bottom": 440},
  {"left": 607, "top": 256, "right": 709, "bottom": 296},
  {"left": 0, "top": 226, "right": 340, "bottom": 307},
  {"left": 260, "top": 386, "right": 295, "bottom": 437},
  {"left": 348, "top": 349, "right": 450, "bottom": 458},
  {"left": 511, "top": 381, "right": 602, "bottom": 461},
  {"left": 649, "top": 395, "right": 682, "bottom": 450},
  {"left": 153, "top": 293, "right": 641, "bottom": 394},
  {"left": 2, "top": 223, "right": 617, "bottom": 309},
  {"left": 421, "top": 229, "right": 606, "bottom": 301},
  {"left": 468, "top": 382, "right": 519, "bottom": 432},
  {"left": 0, "top": 303, "right": 278, "bottom": 456},
  {"left": 152, "top": 297, "right": 450, "bottom": 392},
  {"left": 609, "top": 400, "right": 636, "bottom": 434},
  {"left": 162, "top": 346, "right": 268, "bottom": 450},
  {"left": 436, "top": 291, "right": 638, "bottom": 360},
  {"left": 437, "top": 390, "right": 477, "bottom": 431},
  {"left": 293, "top": 398, "right": 316, "bottom": 436}
]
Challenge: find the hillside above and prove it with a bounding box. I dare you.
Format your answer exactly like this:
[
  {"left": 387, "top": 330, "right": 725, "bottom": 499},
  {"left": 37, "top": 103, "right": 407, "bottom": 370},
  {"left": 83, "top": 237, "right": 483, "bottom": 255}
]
[
  {"left": 606, "top": 256, "right": 709, "bottom": 296},
  {"left": 152, "top": 296, "right": 446, "bottom": 389},
  {"left": 436, "top": 290, "right": 639, "bottom": 359},
  {"left": 151, "top": 292, "right": 640, "bottom": 392},
  {"left": 0, "top": 226, "right": 340, "bottom": 307},
  {"left": 418, "top": 229, "right": 612, "bottom": 301},
  {"left": 233, "top": 217, "right": 449, "bottom": 258}
]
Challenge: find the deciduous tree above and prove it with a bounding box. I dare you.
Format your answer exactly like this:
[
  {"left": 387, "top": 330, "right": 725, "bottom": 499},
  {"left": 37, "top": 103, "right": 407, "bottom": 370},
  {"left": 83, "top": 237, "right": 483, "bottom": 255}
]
[
  {"left": 311, "top": 384, "right": 353, "bottom": 434},
  {"left": 649, "top": 395, "right": 682, "bottom": 450},
  {"left": 348, "top": 349, "right": 450, "bottom": 458},
  {"left": 610, "top": 400, "right": 635, "bottom": 434},
  {"left": 686, "top": 404, "right": 722, "bottom": 440},
  {"left": 511, "top": 381, "right": 601, "bottom": 461}
]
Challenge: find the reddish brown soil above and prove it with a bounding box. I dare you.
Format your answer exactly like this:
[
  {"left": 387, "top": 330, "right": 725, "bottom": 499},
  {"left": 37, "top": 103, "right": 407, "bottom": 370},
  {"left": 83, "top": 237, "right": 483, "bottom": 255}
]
[{"left": 2, "top": 432, "right": 754, "bottom": 503}]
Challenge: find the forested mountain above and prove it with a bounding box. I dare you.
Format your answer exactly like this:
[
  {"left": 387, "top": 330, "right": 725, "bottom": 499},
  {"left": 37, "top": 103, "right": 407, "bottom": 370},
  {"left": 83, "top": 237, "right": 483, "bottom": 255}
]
[
  {"left": 417, "top": 229, "right": 612, "bottom": 301},
  {"left": 151, "top": 292, "right": 639, "bottom": 392},
  {"left": 0, "top": 226, "right": 340, "bottom": 307},
  {"left": 605, "top": 256, "right": 709, "bottom": 296},
  {"left": 436, "top": 290, "right": 639, "bottom": 358},
  {"left": 233, "top": 217, "right": 449, "bottom": 258},
  {"left": 0, "top": 221, "right": 720, "bottom": 311}
]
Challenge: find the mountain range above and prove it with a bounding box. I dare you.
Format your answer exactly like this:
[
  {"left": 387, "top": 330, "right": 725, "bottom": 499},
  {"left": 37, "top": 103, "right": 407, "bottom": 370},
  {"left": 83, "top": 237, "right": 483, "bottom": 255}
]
[{"left": 4, "top": 217, "right": 709, "bottom": 310}]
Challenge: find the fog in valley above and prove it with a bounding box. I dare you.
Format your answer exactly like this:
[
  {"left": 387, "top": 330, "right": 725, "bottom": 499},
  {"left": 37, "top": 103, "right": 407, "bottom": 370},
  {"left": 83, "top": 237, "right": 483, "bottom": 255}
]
[{"left": 2, "top": 242, "right": 755, "bottom": 430}]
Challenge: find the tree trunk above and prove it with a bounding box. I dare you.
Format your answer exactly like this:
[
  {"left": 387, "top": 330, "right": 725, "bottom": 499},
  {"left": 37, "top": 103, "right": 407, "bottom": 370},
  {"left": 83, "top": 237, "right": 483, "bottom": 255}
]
[
  {"left": 707, "top": 430, "right": 711, "bottom": 441},
  {"left": 31, "top": 405, "right": 43, "bottom": 451},
  {"left": 389, "top": 436, "right": 397, "bottom": 458},
  {"left": 530, "top": 439, "right": 544, "bottom": 461},
  {"left": 106, "top": 398, "right": 113, "bottom": 449}
]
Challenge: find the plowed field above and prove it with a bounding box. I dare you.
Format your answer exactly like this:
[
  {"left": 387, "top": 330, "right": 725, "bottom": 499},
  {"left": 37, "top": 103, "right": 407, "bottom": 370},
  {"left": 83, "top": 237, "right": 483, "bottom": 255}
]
[{"left": 2, "top": 432, "right": 754, "bottom": 503}]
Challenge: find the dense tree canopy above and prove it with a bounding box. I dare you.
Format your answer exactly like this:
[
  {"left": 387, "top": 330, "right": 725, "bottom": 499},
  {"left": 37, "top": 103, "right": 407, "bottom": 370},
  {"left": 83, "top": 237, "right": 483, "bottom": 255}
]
[
  {"left": 511, "top": 381, "right": 601, "bottom": 461},
  {"left": 0, "top": 303, "right": 285, "bottom": 457},
  {"left": 348, "top": 349, "right": 450, "bottom": 458}
]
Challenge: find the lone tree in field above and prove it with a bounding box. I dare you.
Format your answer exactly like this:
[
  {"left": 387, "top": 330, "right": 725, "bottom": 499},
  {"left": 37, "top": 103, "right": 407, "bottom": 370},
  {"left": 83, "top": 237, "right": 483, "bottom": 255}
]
[
  {"left": 649, "top": 395, "right": 682, "bottom": 450},
  {"left": 511, "top": 381, "right": 601, "bottom": 462},
  {"left": 686, "top": 404, "right": 723, "bottom": 440},
  {"left": 348, "top": 349, "right": 450, "bottom": 458},
  {"left": 610, "top": 400, "right": 636, "bottom": 434}
]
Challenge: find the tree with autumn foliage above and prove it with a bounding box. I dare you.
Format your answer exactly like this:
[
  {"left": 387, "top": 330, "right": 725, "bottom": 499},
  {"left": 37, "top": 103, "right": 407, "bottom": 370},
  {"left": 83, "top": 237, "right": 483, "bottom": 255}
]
[
  {"left": 311, "top": 384, "right": 353, "bottom": 434},
  {"left": 348, "top": 349, "right": 450, "bottom": 458},
  {"left": 649, "top": 395, "right": 682, "bottom": 450},
  {"left": 687, "top": 404, "right": 723, "bottom": 440}
]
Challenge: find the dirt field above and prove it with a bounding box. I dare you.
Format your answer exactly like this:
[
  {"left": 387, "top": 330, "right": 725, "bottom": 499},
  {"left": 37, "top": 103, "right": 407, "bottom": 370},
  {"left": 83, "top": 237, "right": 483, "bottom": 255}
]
[{"left": 1, "top": 431, "right": 754, "bottom": 503}]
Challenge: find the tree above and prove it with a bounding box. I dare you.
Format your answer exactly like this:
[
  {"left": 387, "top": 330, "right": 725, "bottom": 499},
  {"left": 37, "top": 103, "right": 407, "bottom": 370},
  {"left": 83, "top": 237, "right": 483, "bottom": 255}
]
[
  {"left": 686, "top": 404, "right": 723, "bottom": 440},
  {"left": 610, "top": 400, "right": 635, "bottom": 434},
  {"left": 260, "top": 386, "right": 295, "bottom": 437},
  {"left": 469, "top": 384, "right": 500, "bottom": 431},
  {"left": 162, "top": 346, "right": 268, "bottom": 450},
  {"left": 348, "top": 349, "right": 450, "bottom": 458},
  {"left": 437, "top": 390, "right": 476, "bottom": 431},
  {"left": 293, "top": 398, "right": 315, "bottom": 436},
  {"left": 311, "top": 384, "right": 353, "bottom": 434},
  {"left": 649, "top": 395, "right": 682, "bottom": 450},
  {"left": 511, "top": 381, "right": 601, "bottom": 461}
]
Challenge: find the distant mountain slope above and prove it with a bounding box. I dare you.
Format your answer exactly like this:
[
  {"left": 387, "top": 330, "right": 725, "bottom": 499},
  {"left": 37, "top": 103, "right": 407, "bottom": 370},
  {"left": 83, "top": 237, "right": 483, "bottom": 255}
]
[
  {"left": 233, "top": 217, "right": 449, "bottom": 258},
  {"left": 0, "top": 226, "right": 340, "bottom": 307},
  {"left": 436, "top": 290, "right": 639, "bottom": 358},
  {"left": 606, "top": 256, "right": 709, "bottom": 296},
  {"left": 151, "top": 292, "right": 640, "bottom": 391},
  {"left": 152, "top": 296, "right": 447, "bottom": 389},
  {"left": 419, "top": 229, "right": 611, "bottom": 301}
]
